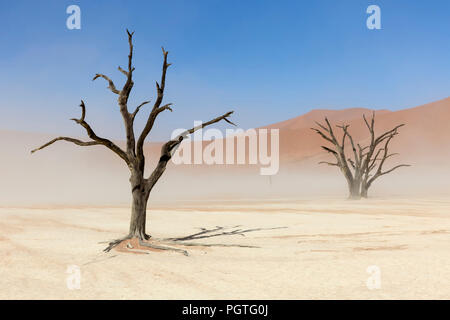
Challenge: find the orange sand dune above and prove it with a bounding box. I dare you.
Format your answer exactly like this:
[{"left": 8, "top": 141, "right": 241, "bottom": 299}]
[
  {"left": 266, "top": 107, "right": 391, "bottom": 131},
  {"left": 270, "top": 97, "right": 450, "bottom": 166}
]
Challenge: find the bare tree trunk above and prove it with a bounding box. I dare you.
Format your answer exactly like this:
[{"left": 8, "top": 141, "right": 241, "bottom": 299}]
[
  {"left": 360, "top": 180, "right": 370, "bottom": 198},
  {"left": 348, "top": 180, "right": 361, "bottom": 199},
  {"left": 360, "top": 187, "right": 368, "bottom": 198},
  {"left": 128, "top": 171, "right": 149, "bottom": 240},
  {"left": 128, "top": 191, "right": 148, "bottom": 240}
]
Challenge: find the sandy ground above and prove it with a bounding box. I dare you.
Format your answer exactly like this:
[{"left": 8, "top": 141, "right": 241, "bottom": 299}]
[{"left": 0, "top": 197, "right": 449, "bottom": 299}]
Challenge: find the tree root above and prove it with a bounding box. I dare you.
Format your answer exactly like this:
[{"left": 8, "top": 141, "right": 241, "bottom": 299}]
[
  {"left": 103, "top": 227, "right": 264, "bottom": 255},
  {"left": 138, "top": 239, "right": 189, "bottom": 256},
  {"left": 103, "top": 236, "right": 189, "bottom": 256},
  {"left": 103, "top": 235, "right": 131, "bottom": 253}
]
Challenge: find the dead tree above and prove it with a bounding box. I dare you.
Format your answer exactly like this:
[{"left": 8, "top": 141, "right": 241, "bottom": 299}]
[
  {"left": 312, "top": 112, "right": 410, "bottom": 199},
  {"left": 31, "top": 30, "right": 235, "bottom": 251}
]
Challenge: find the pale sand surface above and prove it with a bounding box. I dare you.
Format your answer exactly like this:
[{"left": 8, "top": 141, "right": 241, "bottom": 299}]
[{"left": 1, "top": 197, "right": 449, "bottom": 299}]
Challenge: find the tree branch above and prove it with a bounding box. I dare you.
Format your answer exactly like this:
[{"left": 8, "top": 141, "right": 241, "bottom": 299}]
[
  {"left": 321, "top": 145, "right": 338, "bottom": 155},
  {"left": 119, "top": 29, "right": 135, "bottom": 104},
  {"left": 311, "top": 127, "right": 334, "bottom": 144},
  {"left": 176, "top": 111, "right": 235, "bottom": 138},
  {"left": 118, "top": 66, "right": 128, "bottom": 76},
  {"left": 31, "top": 137, "right": 100, "bottom": 153},
  {"left": 367, "top": 129, "right": 409, "bottom": 185},
  {"left": 144, "top": 111, "right": 235, "bottom": 195},
  {"left": 378, "top": 164, "right": 411, "bottom": 176},
  {"left": 374, "top": 125, "right": 404, "bottom": 146},
  {"left": 324, "top": 118, "right": 339, "bottom": 144},
  {"left": 136, "top": 47, "right": 172, "bottom": 166},
  {"left": 319, "top": 161, "right": 339, "bottom": 167},
  {"left": 92, "top": 74, "right": 120, "bottom": 94},
  {"left": 32, "top": 101, "right": 130, "bottom": 165},
  {"left": 339, "top": 124, "right": 359, "bottom": 168},
  {"left": 131, "top": 100, "right": 151, "bottom": 121}
]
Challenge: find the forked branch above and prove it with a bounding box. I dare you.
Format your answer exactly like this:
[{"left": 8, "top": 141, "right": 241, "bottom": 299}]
[
  {"left": 144, "top": 111, "right": 235, "bottom": 195},
  {"left": 31, "top": 137, "right": 100, "bottom": 153},
  {"left": 92, "top": 74, "right": 120, "bottom": 94},
  {"left": 32, "top": 101, "right": 129, "bottom": 165}
]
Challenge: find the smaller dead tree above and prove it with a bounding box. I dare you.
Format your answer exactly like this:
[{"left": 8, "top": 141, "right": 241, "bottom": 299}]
[{"left": 312, "top": 112, "right": 410, "bottom": 199}]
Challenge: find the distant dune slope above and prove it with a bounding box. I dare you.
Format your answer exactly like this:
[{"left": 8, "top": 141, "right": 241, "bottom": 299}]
[{"left": 266, "top": 97, "right": 450, "bottom": 166}]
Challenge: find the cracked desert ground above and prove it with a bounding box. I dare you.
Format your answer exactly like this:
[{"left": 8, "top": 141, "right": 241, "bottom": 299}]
[
  {"left": 1, "top": 197, "right": 449, "bottom": 299},
  {"left": 2, "top": 99, "right": 450, "bottom": 299}
]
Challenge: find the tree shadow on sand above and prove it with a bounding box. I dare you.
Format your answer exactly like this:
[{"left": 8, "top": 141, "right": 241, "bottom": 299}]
[
  {"left": 159, "top": 225, "right": 287, "bottom": 249},
  {"left": 103, "top": 225, "right": 287, "bottom": 256}
]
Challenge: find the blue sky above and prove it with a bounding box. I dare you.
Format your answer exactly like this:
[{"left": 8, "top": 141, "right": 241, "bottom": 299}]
[{"left": 0, "top": 0, "right": 449, "bottom": 140}]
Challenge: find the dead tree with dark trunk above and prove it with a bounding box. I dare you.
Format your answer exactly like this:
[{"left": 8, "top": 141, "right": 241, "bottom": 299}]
[
  {"left": 31, "top": 30, "right": 235, "bottom": 252},
  {"left": 312, "top": 112, "right": 410, "bottom": 199}
]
